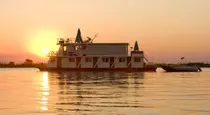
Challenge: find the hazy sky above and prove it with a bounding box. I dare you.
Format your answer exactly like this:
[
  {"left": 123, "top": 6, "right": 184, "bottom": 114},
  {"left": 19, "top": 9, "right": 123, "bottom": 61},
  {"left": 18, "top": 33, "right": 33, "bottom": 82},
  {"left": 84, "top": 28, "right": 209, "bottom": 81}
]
[{"left": 0, "top": 0, "right": 210, "bottom": 63}]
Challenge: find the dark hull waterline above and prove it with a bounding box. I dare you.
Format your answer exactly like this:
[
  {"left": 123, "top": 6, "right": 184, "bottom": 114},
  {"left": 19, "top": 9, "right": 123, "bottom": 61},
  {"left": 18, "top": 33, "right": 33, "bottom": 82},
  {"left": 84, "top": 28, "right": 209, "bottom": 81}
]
[
  {"left": 161, "top": 65, "right": 202, "bottom": 72},
  {"left": 38, "top": 67, "right": 157, "bottom": 72}
]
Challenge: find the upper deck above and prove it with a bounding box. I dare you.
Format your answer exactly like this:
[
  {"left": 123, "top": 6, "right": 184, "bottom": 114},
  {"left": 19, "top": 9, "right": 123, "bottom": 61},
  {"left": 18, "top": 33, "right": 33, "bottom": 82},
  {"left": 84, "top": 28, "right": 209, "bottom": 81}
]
[
  {"left": 57, "top": 38, "right": 128, "bottom": 45},
  {"left": 57, "top": 38, "right": 129, "bottom": 56}
]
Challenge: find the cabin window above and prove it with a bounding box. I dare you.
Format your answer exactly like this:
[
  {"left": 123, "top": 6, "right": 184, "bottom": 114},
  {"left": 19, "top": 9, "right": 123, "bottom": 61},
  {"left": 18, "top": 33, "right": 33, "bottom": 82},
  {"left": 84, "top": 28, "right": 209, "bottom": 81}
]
[
  {"left": 85, "top": 57, "right": 92, "bottom": 62},
  {"left": 64, "top": 46, "right": 67, "bottom": 52},
  {"left": 75, "top": 44, "right": 86, "bottom": 51},
  {"left": 68, "top": 52, "right": 78, "bottom": 56},
  {"left": 75, "top": 46, "right": 79, "bottom": 51},
  {"left": 63, "top": 46, "right": 67, "bottom": 55},
  {"left": 119, "top": 57, "right": 126, "bottom": 62},
  {"left": 134, "top": 57, "right": 141, "bottom": 62},
  {"left": 69, "top": 58, "right": 75, "bottom": 62},
  {"left": 102, "top": 58, "right": 109, "bottom": 63},
  {"left": 68, "top": 52, "right": 73, "bottom": 56}
]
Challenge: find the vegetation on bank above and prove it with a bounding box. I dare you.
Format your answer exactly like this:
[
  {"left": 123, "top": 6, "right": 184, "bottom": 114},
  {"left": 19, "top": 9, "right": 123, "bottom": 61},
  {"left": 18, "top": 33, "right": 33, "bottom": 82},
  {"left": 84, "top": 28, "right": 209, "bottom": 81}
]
[{"left": 0, "top": 59, "right": 46, "bottom": 68}]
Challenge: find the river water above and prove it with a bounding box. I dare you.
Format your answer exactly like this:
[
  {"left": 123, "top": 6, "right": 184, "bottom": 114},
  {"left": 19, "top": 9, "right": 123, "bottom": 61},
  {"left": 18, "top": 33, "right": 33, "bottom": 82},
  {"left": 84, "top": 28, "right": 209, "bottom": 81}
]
[{"left": 0, "top": 68, "right": 210, "bottom": 115}]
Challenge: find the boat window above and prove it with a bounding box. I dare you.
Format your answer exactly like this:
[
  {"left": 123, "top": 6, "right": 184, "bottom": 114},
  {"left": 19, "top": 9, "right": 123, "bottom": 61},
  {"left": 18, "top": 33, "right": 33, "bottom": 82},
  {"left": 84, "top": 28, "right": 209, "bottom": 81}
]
[
  {"left": 119, "top": 57, "right": 126, "bottom": 62},
  {"left": 134, "top": 57, "right": 141, "bottom": 62},
  {"left": 75, "top": 46, "right": 79, "bottom": 51},
  {"left": 85, "top": 57, "right": 92, "bottom": 62},
  {"left": 68, "top": 52, "right": 78, "bottom": 56},
  {"left": 75, "top": 44, "right": 86, "bottom": 51},
  {"left": 64, "top": 46, "right": 67, "bottom": 51},
  {"left": 69, "top": 58, "right": 75, "bottom": 62},
  {"left": 63, "top": 46, "right": 67, "bottom": 56},
  {"left": 102, "top": 58, "right": 109, "bottom": 62}
]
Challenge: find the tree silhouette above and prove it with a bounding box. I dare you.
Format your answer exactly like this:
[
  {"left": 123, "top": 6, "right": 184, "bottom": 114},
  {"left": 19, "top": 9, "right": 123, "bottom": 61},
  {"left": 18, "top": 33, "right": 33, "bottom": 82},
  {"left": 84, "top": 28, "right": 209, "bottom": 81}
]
[
  {"left": 8, "top": 62, "right": 15, "bottom": 66},
  {"left": 24, "top": 59, "right": 33, "bottom": 65}
]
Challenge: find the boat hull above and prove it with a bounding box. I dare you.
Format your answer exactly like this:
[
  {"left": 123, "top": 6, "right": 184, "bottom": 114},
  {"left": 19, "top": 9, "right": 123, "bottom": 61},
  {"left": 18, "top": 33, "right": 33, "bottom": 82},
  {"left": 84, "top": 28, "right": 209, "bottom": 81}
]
[
  {"left": 38, "top": 66, "right": 157, "bottom": 72},
  {"left": 161, "top": 65, "right": 202, "bottom": 72}
]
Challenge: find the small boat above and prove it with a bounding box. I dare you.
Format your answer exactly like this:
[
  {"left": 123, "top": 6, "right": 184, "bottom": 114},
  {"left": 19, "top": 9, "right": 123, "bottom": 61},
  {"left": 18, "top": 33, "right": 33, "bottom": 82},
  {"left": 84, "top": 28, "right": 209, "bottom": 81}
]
[{"left": 161, "top": 65, "right": 202, "bottom": 72}]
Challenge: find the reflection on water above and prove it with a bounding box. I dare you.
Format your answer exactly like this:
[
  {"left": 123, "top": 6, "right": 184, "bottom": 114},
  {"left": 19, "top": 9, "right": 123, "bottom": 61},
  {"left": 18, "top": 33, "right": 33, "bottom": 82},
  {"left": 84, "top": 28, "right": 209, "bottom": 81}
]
[
  {"left": 47, "top": 72, "right": 146, "bottom": 115},
  {"left": 0, "top": 68, "right": 210, "bottom": 115},
  {"left": 40, "top": 72, "right": 49, "bottom": 111}
]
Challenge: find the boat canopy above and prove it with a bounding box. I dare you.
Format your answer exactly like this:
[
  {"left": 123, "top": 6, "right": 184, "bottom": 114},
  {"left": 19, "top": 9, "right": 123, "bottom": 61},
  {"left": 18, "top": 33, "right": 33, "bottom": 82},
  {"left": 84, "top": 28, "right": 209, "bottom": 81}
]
[{"left": 75, "top": 28, "right": 83, "bottom": 43}]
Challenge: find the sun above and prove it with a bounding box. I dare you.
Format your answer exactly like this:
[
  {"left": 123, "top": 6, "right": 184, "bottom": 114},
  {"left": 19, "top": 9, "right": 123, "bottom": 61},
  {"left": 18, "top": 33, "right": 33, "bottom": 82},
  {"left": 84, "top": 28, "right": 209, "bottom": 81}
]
[
  {"left": 28, "top": 29, "right": 59, "bottom": 58},
  {"left": 42, "top": 48, "right": 49, "bottom": 55}
]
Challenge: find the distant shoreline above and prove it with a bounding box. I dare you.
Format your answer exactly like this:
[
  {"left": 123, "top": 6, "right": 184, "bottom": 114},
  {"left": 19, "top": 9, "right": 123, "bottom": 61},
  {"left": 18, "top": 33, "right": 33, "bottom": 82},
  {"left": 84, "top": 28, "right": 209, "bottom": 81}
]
[
  {"left": 0, "top": 60, "right": 46, "bottom": 68},
  {"left": 0, "top": 66, "right": 38, "bottom": 68},
  {"left": 1, "top": 62, "right": 210, "bottom": 68}
]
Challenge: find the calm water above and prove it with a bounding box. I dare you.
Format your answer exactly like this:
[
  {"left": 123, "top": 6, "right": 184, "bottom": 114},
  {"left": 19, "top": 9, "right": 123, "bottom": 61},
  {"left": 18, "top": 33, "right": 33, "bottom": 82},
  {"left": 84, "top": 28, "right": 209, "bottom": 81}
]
[{"left": 0, "top": 68, "right": 210, "bottom": 115}]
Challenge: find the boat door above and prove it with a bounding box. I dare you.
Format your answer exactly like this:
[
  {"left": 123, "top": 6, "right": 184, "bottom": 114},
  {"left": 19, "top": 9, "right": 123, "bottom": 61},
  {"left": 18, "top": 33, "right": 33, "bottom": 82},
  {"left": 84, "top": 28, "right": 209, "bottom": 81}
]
[
  {"left": 127, "top": 57, "right": 131, "bottom": 68},
  {"left": 110, "top": 57, "right": 114, "bottom": 68},
  {"left": 76, "top": 57, "right": 81, "bottom": 68},
  {"left": 57, "top": 58, "right": 62, "bottom": 68},
  {"left": 93, "top": 57, "right": 98, "bottom": 68}
]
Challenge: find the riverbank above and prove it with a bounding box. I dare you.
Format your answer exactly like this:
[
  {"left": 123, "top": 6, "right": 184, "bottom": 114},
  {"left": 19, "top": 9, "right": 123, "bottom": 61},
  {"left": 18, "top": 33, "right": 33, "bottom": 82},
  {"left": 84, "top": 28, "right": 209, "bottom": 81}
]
[
  {"left": 0, "top": 59, "right": 47, "bottom": 68},
  {"left": 0, "top": 63, "right": 46, "bottom": 68}
]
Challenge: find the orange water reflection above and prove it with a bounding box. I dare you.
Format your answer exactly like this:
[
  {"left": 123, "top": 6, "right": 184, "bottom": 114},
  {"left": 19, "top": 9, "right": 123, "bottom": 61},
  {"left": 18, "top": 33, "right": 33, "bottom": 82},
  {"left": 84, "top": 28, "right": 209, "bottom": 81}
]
[
  {"left": 40, "top": 72, "right": 49, "bottom": 111},
  {"left": 42, "top": 70, "right": 210, "bottom": 115},
  {"left": 0, "top": 68, "right": 210, "bottom": 115}
]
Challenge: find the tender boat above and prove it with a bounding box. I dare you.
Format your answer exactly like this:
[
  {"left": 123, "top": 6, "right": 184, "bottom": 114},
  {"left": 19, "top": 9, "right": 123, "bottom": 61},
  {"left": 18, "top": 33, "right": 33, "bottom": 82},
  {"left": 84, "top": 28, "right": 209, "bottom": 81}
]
[
  {"left": 38, "top": 28, "right": 157, "bottom": 72},
  {"left": 161, "top": 65, "right": 202, "bottom": 72}
]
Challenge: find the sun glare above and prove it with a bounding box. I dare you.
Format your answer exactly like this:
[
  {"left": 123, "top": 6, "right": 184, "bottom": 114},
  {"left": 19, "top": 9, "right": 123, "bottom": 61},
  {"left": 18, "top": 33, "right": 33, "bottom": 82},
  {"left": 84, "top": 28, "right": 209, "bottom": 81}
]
[
  {"left": 42, "top": 48, "right": 49, "bottom": 55},
  {"left": 28, "top": 30, "right": 59, "bottom": 57}
]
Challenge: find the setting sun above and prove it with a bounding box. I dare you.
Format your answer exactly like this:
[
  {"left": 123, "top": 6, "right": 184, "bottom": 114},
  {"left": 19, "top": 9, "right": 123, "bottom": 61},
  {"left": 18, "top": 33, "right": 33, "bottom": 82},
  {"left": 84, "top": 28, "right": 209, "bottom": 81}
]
[
  {"left": 28, "top": 29, "right": 60, "bottom": 57},
  {"left": 42, "top": 48, "right": 49, "bottom": 55}
]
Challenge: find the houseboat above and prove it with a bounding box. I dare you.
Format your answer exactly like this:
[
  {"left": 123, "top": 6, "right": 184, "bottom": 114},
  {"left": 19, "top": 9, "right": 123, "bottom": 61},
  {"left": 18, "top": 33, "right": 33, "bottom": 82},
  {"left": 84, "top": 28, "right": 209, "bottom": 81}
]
[{"left": 38, "top": 29, "right": 157, "bottom": 72}]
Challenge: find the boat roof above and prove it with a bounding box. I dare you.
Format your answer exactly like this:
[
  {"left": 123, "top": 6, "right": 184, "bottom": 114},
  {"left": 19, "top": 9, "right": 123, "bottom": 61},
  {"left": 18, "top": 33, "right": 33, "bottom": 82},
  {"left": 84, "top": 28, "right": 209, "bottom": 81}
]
[{"left": 58, "top": 43, "right": 129, "bottom": 45}]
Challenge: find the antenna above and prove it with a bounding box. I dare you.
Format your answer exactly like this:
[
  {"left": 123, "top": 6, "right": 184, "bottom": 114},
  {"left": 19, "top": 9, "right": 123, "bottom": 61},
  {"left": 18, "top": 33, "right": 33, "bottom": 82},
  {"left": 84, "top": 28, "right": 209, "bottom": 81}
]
[{"left": 90, "top": 33, "right": 98, "bottom": 43}]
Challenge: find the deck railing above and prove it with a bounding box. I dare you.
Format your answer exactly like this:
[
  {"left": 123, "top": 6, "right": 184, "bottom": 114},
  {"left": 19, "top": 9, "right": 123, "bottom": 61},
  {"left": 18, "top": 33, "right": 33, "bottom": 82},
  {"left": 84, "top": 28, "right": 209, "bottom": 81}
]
[{"left": 57, "top": 38, "right": 74, "bottom": 44}]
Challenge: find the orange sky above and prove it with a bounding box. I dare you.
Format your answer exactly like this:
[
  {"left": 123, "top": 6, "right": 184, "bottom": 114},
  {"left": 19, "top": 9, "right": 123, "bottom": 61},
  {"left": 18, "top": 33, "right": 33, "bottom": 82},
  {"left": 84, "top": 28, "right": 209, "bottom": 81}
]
[{"left": 0, "top": 0, "right": 210, "bottom": 63}]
